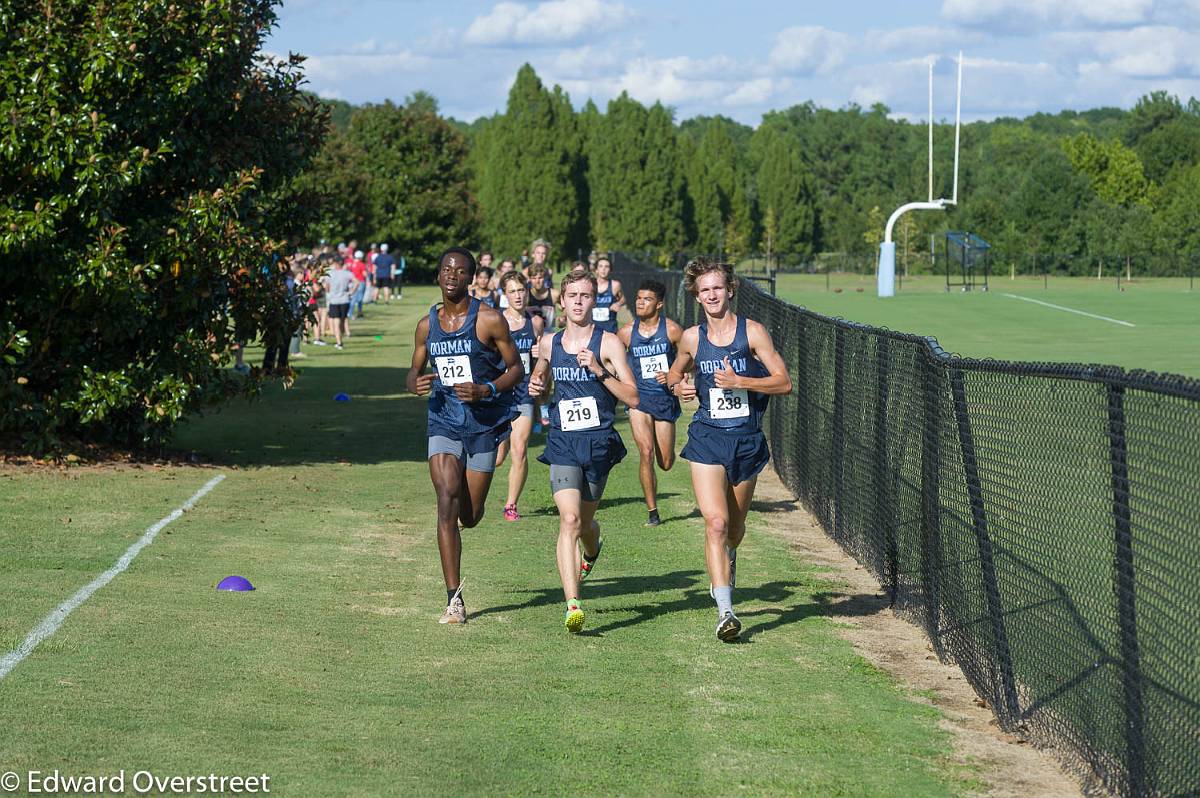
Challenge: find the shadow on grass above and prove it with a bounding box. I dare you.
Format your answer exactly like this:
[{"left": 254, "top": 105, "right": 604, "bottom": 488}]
[
  {"left": 526, "top": 493, "right": 681, "bottom": 516},
  {"left": 476, "top": 570, "right": 888, "bottom": 641},
  {"left": 171, "top": 366, "right": 429, "bottom": 467}
]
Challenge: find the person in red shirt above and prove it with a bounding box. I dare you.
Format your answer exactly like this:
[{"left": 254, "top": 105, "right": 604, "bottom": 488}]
[{"left": 349, "top": 250, "right": 369, "bottom": 320}]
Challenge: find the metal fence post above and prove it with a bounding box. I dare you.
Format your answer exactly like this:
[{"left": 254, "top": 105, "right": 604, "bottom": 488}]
[
  {"left": 1107, "top": 384, "right": 1145, "bottom": 796},
  {"left": 921, "top": 345, "right": 945, "bottom": 657},
  {"left": 832, "top": 326, "right": 846, "bottom": 541},
  {"left": 874, "top": 336, "right": 897, "bottom": 604},
  {"left": 950, "top": 369, "right": 1020, "bottom": 724}
]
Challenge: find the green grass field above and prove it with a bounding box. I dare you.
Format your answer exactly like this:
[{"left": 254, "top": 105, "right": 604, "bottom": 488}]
[
  {"left": 771, "top": 273, "right": 1199, "bottom": 378},
  {"left": 0, "top": 288, "right": 981, "bottom": 797}
]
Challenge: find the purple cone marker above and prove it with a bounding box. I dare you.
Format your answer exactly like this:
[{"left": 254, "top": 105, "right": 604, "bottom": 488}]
[{"left": 217, "top": 575, "right": 255, "bottom": 591}]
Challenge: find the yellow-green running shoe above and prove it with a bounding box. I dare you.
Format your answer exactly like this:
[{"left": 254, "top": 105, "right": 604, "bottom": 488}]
[
  {"left": 564, "top": 604, "right": 585, "bottom": 634},
  {"left": 579, "top": 537, "right": 604, "bottom": 581}
]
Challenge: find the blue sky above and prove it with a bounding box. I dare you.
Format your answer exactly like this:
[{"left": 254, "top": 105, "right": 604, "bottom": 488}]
[{"left": 266, "top": 0, "right": 1200, "bottom": 125}]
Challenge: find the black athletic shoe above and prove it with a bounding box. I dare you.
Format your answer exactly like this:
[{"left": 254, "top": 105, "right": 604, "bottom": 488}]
[
  {"left": 645, "top": 509, "right": 661, "bottom": 527},
  {"left": 716, "top": 612, "right": 741, "bottom": 642}
]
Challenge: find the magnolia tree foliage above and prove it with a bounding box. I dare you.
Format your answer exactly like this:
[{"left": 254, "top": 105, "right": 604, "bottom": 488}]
[{"left": 0, "top": 0, "right": 326, "bottom": 452}]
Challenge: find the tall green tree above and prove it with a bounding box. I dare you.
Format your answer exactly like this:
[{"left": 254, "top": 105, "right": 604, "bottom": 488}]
[
  {"left": 751, "top": 124, "right": 816, "bottom": 257},
  {"left": 587, "top": 94, "right": 686, "bottom": 255},
  {"left": 345, "top": 99, "right": 479, "bottom": 268},
  {"left": 0, "top": 0, "right": 325, "bottom": 452},
  {"left": 477, "top": 64, "right": 583, "bottom": 261}
]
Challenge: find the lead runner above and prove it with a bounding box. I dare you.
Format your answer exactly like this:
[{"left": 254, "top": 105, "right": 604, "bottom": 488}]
[
  {"left": 665, "top": 257, "right": 792, "bottom": 642},
  {"left": 406, "top": 248, "right": 524, "bottom": 625},
  {"left": 528, "top": 268, "right": 640, "bottom": 633}
]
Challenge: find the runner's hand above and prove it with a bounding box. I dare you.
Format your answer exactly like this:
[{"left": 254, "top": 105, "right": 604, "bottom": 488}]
[
  {"left": 454, "top": 382, "right": 487, "bottom": 403},
  {"left": 654, "top": 370, "right": 668, "bottom": 385},
  {"left": 414, "top": 372, "right": 437, "bottom": 396},
  {"left": 577, "top": 348, "right": 604, "bottom": 377},
  {"left": 528, "top": 371, "right": 545, "bottom": 397},
  {"left": 675, "top": 376, "right": 697, "bottom": 402},
  {"left": 714, "top": 357, "right": 741, "bottom": 389}
]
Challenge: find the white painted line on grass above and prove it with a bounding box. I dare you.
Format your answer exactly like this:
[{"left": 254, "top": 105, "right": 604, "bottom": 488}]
[
  {"left": 1001, "top": 293, "right": 1135, "bottom": 327},
  {"left": 0, "top": 473, "right": 225, "bottom": 681}
]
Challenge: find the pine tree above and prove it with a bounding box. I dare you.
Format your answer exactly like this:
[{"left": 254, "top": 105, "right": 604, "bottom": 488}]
[
  {"left": 587, "top": 94, "right": 687, "bottom": 256},
  {"left": 752, "top": 124, "right": 816, "bottom": 258},
  {"left": 477, "top": 64, "right": 583, "bottom": 262}
]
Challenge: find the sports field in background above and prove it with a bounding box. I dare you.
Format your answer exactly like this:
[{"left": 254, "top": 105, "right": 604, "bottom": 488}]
[
  {"left": 0, "top": 287, "right": 982, "bottom": 796},
  {"left": 773, "top": 273, "right": 1199, "bottom": 378}
]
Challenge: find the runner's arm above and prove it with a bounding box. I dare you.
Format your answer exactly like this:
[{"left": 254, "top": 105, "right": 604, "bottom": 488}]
[
  {"left": 665, "top": 326, "right": 698, "bottom": 401},
  {"left": 715, "top": 319, "right": 792, "bottom": 395},
  {"left": 406, "top": 317, "right": 436, "bottom": 396},
  {"left": 528, "top": 331, "right": 554, "bottom": 398},
  {"left": 456, "top": 308, "right": 525, "bottom": 402},
  {"left": 595, "top": 331, "right": 640, "bottom": 408}
]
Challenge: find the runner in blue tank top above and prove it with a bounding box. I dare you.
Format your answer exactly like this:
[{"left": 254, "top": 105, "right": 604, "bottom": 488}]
[
  {"left": 407, "top": 248, "right": 525, "bottom": 625},
  {"left": 666, "top": 258, "right": 793, "bottom": 643},
  {"left": 591, "top": 254, "right": 624, "bottom": 333},
  {"left": 494, "top": 271, "right": 544, "bottom": 523},
  {"left": 529, "top": 269, "right": 640, "bottom": 634},
  {"left": 618, "top": 278, "right": 683, "bottom": 527}
]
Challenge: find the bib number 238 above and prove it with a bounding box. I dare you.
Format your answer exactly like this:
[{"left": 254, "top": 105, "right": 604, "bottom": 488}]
[
  {"left": 437, "top": 355, "right": 473, "bottom": 386},
  {"left": 709, "top": 388, "right": 749, "bottom": 419},
  {"left": 560, "top": 397, "right": 600, "bottom": 431}
]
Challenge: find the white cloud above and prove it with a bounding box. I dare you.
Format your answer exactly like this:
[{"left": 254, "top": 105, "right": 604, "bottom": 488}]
[
  {"left": 1054, "top": 26, "right": 1200, "bottom": 78},
  {"left": 464, "top": 0, "right": 634, "bottom": 47},
  {"left": 942, "top": 0, "right": 1157, "bottom": 30},
  {"left": 723, "top": 78, "right": 775, "bottom": 107},
  {"left": 302, "top": 51, "right": 431, "bottom": 84},
  {"left": 769, "top": 26, "right": 851, "bottom": 75},
  {"left": 864, "top": 26, "right": 986, "bottom": 55}
]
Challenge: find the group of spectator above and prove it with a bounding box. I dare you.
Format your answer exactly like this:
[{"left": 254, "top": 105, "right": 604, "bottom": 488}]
[{"left": 246, "top": 236, "right": 607, "bottom": 373}]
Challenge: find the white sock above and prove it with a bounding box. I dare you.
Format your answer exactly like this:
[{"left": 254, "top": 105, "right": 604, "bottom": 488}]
[{"left": 713, "top": 585, "right": 734, "bottom": 617}]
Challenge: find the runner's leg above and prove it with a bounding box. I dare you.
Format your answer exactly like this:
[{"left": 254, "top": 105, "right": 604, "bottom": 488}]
[
  {"left": 690, "top": 462, "right": 733, "bottom": 586},
  {"left": 503, "top": 415, "right": 532, "bottom": 508},
  {"left": 429, "top": 454, "right": 466, "bottom": 590},
  {"left": 629, "top": 408, "right": 658, "bottom": 513},
  {"left": 653, "top": 418, "right": 676, "bottom": 471}
]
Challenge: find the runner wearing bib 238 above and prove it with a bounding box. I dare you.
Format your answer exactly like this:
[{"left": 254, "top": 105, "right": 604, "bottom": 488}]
[
  {"left": 666, "top": 258, "right": 792, "bottom": 643},
  {"left": 529, "top": 269, "right": 640, "bottom": 634}
]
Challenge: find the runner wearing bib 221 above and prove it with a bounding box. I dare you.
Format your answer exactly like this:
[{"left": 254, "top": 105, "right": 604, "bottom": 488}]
[
  {"left": 528, "top": 269, "right": 640, "bottom": 634},
  {"left": 618, "top": 278, "right": 683, "bottom": 528},
  {"left": 666, "top": 258, "right": 792, "bottom": 643}
]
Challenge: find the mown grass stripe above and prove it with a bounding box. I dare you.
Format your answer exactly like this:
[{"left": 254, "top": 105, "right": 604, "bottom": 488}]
[{"left": 0, "top": 474, "right": 225, "bottom": 680}]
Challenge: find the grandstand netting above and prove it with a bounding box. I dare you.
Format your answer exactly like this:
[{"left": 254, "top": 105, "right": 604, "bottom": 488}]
[{"left": 613, "top": 251, "right": 1200, "bottom": 798}]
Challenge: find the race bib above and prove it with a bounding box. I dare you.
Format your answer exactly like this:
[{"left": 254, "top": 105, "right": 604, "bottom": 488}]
[
  {"left": 520, "top": 352, "right": 532, "bottom": 373},
  {"left": 592, "top": 306, "right": 611, "bottom": 322},
  {"left": 639, "top": 353, "right": 669, "bottom": 380},
  {"left": 560, "top": 396, "right": 600, "bottom": 431},
  {"left": 709, "top": 388, "right": 750, "bottom": 419},
  {"left": 436, "top": 355, "right": 473, "bottom": 386}
]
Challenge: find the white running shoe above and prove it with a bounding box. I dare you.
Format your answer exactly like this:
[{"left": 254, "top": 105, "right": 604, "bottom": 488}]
[
  {"left": 716, "top": 611, "right": 741, "bottom": 642},
  {"left": 439, "top": 595, "right": 467, "bottom": 625}
]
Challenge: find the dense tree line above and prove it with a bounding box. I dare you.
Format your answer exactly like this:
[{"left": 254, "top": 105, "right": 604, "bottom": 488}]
[
  {"left": 306, "top": 68, "right": 1200, "bottom": 276},
  {"left": 2, "top": 0, "right": 325, "bottom": 452}
]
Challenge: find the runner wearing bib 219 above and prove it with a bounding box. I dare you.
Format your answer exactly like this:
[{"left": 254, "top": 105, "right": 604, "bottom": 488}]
[{"left": 528, "top": 268, "right": 641, "bottom": 635}]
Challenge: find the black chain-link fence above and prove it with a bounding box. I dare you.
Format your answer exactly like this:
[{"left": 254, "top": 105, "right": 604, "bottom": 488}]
[{"left": 614, "top": 251, "right": 1200, "bottom": 797}]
